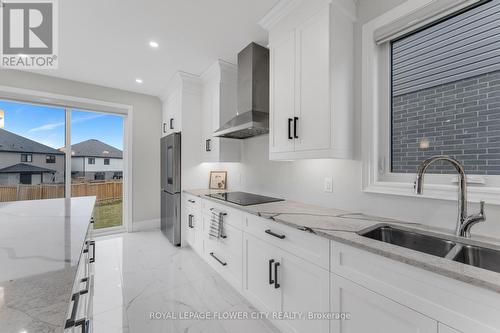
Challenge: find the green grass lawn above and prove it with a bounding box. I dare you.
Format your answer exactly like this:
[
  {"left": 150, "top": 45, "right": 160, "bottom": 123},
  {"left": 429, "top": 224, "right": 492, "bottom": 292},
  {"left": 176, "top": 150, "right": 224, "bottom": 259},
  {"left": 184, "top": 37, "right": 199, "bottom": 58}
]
[{"left": 94, "top": 200, "right": 123, "bottom": 229}]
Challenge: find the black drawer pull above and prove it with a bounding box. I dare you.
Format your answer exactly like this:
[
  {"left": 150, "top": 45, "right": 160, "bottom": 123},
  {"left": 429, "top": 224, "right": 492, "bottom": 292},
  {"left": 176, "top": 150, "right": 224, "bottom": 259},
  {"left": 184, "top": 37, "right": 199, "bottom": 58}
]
[
  {"left": 210, "top": 252, "right": 227, "bottom": 266},
  {"left": 79, "top": 277, "right": 90, "bottom": 295},
  {"left": 269, "top": 259, "right": 275, "bottom": 285},
  {"left": 265, "top": 229, "right": 286, "bottom": 239},
  {"left": 188, "top": 199, "right": 196, "bottom": 203},
  {"left": 65, "top": 292, "right": 81, "bottom": 328},
  {"left": 288, "top": 118, "right": 293, "bottom": 140},
  {"left": 293, "top": 117, "right": 299, "bottom": 139},
  {"left": 188, "top": 214, "right": 194, "bottom": 228},
  {"left": 170, "top": 118, "right": 174, "bottom": 130},
  {"left": 274, "top": 262, "right": 280, "bottom": 289}
]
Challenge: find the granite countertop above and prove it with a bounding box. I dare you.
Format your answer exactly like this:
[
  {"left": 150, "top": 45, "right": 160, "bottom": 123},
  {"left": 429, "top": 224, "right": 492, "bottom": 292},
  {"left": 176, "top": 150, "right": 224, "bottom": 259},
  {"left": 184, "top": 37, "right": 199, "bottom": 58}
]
[
  {"left": 184, "top": 189, "right": 500, "bottom": 294},
  {"left": 0, "top": 197, "right": 96, "bottom": 333}
]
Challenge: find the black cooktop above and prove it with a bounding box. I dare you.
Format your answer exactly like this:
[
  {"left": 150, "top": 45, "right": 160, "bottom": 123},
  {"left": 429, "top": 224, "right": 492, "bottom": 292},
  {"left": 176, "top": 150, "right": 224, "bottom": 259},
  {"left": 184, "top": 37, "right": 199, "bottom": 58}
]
[{"left": 206, "top": 191, "right": 284, "bottom": 206}]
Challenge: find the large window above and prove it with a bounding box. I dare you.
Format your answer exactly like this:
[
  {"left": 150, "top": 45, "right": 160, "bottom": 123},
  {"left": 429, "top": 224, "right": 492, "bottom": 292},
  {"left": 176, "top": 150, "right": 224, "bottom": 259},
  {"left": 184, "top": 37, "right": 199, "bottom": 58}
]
[
  {"left": 391, "top": 0, "right": 500, "bottom": 175},
  {"left": 363, "top": 0, "right": 500, "bottom": 202}
]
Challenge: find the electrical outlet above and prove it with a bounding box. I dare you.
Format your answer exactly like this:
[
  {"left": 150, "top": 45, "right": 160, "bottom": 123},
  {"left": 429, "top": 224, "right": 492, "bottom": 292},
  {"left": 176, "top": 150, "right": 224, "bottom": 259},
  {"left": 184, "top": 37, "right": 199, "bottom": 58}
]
[{"left": 324, "top": 177, "right": 333, "bottom": 193}]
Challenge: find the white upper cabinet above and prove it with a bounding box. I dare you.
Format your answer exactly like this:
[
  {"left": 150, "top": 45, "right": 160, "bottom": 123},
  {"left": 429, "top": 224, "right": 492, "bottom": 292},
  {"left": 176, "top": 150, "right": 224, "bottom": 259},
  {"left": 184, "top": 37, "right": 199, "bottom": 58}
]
[
  {"left": 200, "top": 60, "right": 241, "bottom": 162},
  {"left": 263, "top": 0, "right": 356, "bottom": 160},
  {"left": 160, "top": 72, "right": 201, "bottom": 137}
]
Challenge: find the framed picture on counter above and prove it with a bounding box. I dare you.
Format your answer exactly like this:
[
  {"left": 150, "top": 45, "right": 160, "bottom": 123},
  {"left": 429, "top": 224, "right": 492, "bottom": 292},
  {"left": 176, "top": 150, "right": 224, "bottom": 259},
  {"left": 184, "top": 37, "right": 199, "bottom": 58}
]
[{"left": 209, "top": 171, "right": 227, "bottom": 190}]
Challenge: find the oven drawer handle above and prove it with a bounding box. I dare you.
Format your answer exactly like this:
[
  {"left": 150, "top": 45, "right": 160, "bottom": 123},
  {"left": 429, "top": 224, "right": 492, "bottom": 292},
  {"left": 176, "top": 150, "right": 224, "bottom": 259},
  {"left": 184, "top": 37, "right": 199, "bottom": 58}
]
[
  {"left": 265, "top": 229, "right": 286, "bottom": 239},
  {"left": 209, "top": 252, "right": 227, "bottom": 266}
]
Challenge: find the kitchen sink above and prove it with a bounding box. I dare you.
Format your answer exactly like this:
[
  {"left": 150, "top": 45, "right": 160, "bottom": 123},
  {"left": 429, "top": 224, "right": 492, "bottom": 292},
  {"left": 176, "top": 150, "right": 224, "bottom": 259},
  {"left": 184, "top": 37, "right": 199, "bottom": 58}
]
[
  {"left": 359, "top": 225, "right": 500, "bottom": 275},
  {"left": 359, "top": 225, "right": 457, "bottom": 257},
  {"left": 450, "top": 244, "right": 500, "bottom": 274}
]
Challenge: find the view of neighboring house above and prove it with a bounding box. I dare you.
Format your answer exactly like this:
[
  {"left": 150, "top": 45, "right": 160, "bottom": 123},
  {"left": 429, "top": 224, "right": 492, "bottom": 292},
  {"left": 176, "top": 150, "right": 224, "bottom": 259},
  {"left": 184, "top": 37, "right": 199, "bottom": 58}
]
[
  {"left": 70, "top": 139, "right": 123, "bottom": 181},
  {"left": 0, "top": 128, "right": 65, "bottom": 185}
]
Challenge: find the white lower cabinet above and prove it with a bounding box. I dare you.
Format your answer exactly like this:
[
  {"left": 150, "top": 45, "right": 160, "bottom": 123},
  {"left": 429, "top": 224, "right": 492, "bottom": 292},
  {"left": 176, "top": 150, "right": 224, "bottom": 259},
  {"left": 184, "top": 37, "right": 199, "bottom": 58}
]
[
  {"left": 243, "top": 232, "right": 281, "bottom": 313},
  {"left": 331, "top": 274, "right": 437, "bottom": 333},
  {"left": 243, "top": 232, "right": 330, "bottom": 333}
]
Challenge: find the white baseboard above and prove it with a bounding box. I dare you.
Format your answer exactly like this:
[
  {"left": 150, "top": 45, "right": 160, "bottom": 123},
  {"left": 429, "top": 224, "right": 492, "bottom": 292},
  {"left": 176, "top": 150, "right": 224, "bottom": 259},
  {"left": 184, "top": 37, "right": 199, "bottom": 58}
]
[{"left": 133, "top": 218, "right": 160, "bottom": 232}]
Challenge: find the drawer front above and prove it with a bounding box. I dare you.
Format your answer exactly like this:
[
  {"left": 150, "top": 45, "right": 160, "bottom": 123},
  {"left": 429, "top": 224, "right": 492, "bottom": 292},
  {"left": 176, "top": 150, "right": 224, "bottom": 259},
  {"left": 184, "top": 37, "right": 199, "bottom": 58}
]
[
  {"left": 205, "top": 236, "right": 243, "bottom": 289},
  {"left": 331, "top": 241, "right": 500, "bottom": 333},
  {"left": 184, "top": 193, "right": 202, "bottom": 211},
  {"left": 202, "top": 199, "right": 244, "bottom": 229},
  {"left": 245, "top": 213, "right": 330, "bottom": 270}
]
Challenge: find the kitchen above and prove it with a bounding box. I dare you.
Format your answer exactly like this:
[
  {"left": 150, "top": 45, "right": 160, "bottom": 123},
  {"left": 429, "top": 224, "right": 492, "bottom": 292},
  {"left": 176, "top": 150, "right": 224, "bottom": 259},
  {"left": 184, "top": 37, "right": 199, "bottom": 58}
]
[{"left": 1, "top": 0, "right": 500, "bottom": 332}]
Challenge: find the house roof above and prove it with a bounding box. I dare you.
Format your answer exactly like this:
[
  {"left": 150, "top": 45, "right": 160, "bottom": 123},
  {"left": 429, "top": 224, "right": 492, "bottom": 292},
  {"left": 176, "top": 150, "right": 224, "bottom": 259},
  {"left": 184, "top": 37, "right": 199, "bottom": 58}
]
[
  {"left": 70, "top": 139, "right": 122, "bottom": 158},
  {"left": 0, "top": 163, "right": 56, "bottom": 174},
  {"left": 0, "top": 129, "right": 64, "bottom": 155}
]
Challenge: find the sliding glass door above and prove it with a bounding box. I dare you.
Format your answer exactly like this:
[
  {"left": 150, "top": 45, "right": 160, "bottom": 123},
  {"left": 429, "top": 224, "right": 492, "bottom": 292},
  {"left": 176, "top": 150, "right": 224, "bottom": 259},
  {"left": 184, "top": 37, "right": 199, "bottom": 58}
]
[
  {"left": 0, "top": 99, "right": 127, "bottom": 231},
  {"left": 70, "top": 109, "right": 124, "bottom": 229}
]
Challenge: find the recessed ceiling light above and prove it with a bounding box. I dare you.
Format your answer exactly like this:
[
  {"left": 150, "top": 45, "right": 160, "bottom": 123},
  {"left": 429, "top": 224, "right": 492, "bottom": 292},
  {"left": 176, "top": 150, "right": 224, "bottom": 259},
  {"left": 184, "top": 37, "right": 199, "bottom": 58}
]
[
  {"left": 135, "top": 78, "right": 143, "bottom": 84},
  {"left": 149, "top": 41, "right": 159, "bottom": 48}
]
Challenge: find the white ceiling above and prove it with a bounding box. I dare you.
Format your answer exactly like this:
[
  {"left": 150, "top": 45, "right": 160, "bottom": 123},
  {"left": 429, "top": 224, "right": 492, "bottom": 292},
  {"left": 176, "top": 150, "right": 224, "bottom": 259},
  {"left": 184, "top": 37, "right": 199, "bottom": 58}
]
[{"left": 39, "top": 0, "right": 278, "bottom": 97}]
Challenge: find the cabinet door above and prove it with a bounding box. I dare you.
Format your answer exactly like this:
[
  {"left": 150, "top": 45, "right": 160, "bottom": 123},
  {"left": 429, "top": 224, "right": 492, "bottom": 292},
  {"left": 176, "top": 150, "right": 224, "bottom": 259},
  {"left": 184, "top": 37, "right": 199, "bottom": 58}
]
[
  {"left": 280, "top": 250, "right": 330, "bottom": 333},
  {"left": 331, "top": 274, "right": 437, "bottom": 333},
  {"left": 294, "top": 7, "right": 331, "bottom": 152},
  {"left": 243, "top": 233, "right": 281, "bottom": 313},
  {"left": 270, "top": 31, "right": 295, "bottom": 154}
]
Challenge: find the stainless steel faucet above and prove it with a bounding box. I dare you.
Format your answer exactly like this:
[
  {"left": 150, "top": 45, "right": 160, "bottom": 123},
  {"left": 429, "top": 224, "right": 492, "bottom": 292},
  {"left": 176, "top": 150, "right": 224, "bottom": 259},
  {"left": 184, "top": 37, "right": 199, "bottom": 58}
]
[{"left": 414, "top": 155, "right": 485, "bottom": 238}]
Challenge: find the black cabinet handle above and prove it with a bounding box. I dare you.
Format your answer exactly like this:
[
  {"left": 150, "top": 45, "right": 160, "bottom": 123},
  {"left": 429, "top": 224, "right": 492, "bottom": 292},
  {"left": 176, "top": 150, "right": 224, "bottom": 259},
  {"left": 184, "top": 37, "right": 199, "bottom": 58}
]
[
  {"left": 210, "top": 252, "right": 227, "bottom": 266},
  {"left": 163, "top": 123, "right": 167, "bottom": 133},
  {"left": 170, "top": 118, "right": 174, "bottom": 130},
  {"left": 293, "top": 117, "right": 299, "bottom": 139},
  {"left": 188, "top": 214, "right": 194, "bottom": 228},
  {"left": 86, "top": 240, "right": 95, "bottom": 263},
  {"left": 269, "top": 259, "right": 275, "bottom": 285},
  {"left": 188, "top": 199, "right": 196, "bottom": 203},
  {"left": 265, "top": 229, "right": 286, "bottom": 239},
  {"left": 65, "top": 293, "right": 81, "bottom": 328},
  {"left": 206, "top": 139, "right": 211, "bottom": 152},
  {"left": 274, "top": 262, "right": 280, "bottom": 289},
  {"left": 79, "top": 277, "right": 90, "bottom": 295},
  {"left": 288, "top": 118, "right": 293, "bottom": 140}
]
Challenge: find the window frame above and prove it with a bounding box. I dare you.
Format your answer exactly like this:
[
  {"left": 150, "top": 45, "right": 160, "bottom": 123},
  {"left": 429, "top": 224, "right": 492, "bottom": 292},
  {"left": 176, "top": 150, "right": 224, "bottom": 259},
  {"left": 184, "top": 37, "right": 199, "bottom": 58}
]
[
  {"left": 21, "top": 153, "right": 33, "bottom": 163},
  {"left": 46, "top": 154, "right": 56, "bottom": 164},
  {"left": 88, "top": 157, "right": 95, "bottom": 165},
  {"left": 104, "top": 158, "right": 110, "bottom": 165},
  {"left": 362, "top": 0, "right": 500, "bottom": 205}
]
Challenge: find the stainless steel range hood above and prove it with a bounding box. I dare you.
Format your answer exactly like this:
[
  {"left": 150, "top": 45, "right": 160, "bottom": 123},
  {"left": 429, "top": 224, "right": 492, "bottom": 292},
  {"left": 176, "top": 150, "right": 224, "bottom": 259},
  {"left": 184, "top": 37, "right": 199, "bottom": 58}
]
[{"left": 214, "top": 42, "right": 269, "bottom": 139}]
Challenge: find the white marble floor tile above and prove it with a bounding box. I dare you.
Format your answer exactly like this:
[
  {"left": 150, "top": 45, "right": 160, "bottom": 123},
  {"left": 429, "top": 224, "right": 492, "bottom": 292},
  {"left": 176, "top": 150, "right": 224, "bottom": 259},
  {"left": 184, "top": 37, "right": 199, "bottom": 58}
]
[{"left": 93, "top": 230, "right": 281, "bottom": 333}]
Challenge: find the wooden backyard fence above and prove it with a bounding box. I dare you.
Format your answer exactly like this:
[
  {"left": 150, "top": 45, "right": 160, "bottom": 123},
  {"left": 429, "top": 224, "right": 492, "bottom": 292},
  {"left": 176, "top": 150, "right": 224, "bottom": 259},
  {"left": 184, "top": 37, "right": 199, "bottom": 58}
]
[{"left": 0, "top": 181, "right": 122, "bottom": 203}]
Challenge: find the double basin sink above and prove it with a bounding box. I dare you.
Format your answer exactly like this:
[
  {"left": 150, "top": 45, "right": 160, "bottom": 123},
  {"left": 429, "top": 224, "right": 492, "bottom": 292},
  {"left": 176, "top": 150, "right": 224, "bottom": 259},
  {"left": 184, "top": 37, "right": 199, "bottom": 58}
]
[{"left": 359, "top": 225, "right": 500, "bottom": 274}]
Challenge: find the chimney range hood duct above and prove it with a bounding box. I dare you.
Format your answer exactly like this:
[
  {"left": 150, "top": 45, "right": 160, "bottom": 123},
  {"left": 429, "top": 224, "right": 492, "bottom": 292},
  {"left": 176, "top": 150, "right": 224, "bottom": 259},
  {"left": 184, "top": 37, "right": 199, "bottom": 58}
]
[{"left": 213, "top": 42, "right": 269, "bottom": 139}]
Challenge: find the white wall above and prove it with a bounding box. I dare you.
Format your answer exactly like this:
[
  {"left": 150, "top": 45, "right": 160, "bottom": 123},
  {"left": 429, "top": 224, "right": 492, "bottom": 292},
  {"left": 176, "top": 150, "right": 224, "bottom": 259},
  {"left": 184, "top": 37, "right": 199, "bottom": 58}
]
[
  {"left": 188, "top": 0, "right": 500, "bottom": 241},
  {"left": 0, "top": 69, "right": 162, "bottom": 226}
]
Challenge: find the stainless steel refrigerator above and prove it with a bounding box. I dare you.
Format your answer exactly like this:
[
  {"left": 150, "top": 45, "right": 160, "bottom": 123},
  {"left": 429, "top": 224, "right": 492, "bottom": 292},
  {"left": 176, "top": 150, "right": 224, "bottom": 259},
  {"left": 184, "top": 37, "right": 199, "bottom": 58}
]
[{"left": 161, "top": 133, "right": 181, "bottom": 245}]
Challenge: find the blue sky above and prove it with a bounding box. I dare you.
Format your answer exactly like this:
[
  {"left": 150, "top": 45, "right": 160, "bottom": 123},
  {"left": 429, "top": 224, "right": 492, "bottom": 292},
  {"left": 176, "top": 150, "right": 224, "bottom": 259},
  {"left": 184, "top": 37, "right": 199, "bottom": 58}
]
[{"left": 0, "top": 100, "right": 124, "bottom": 150}]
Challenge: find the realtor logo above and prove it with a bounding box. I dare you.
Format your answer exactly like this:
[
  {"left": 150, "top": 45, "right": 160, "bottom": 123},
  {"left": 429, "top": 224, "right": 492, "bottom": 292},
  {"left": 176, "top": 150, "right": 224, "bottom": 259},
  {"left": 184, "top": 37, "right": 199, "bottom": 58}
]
[{"left": 0, "top": 0, "right": 58, "bottom": 68}]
